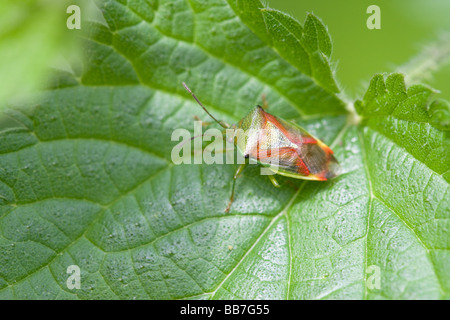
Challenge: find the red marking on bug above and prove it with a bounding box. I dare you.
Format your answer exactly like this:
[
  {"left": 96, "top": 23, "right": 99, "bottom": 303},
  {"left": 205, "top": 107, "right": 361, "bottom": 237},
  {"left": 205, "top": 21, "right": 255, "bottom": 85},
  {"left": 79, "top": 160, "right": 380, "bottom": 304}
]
[
  {"left": 295, "top": 157, "right": 310, "bottom": 176},
  {"left": 261, "top": 109, "right": 318, "bottom": 146},
  {"left": 301, "top": 137, "right": 318, "bottom": 144},
  {"left": 318, "top": 140, "right": 334, "bottom": 155}
]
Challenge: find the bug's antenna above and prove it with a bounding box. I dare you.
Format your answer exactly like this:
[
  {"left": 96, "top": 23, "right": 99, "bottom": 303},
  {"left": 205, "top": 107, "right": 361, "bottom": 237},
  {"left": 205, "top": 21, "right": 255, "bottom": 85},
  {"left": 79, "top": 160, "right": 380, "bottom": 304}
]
[{"left": 182, "top": 82, "right": 229, "bottom": 129}]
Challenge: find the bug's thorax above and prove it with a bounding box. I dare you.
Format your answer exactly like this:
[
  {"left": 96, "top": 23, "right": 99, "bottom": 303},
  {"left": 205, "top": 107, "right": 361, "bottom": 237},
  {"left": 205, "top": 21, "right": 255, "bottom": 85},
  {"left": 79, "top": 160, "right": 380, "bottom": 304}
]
[{"left": 235, "top": 106, "right": 298, "bottom": 156}]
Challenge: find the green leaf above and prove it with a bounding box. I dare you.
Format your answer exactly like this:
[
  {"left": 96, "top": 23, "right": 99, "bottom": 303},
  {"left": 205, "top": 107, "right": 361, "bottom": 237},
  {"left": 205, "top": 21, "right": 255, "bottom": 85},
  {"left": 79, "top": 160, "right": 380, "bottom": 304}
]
[
  {"left": 230, "top": 2, "right": 339, "bottom": 93},
  {"left": 355, "top": 73, "right": 450, "bottom": 181},
  {"left": 259, "top": 10, "right": 339, "bottom": 93},
  {"left": 0, "top": 0, "right": 449, "bottom": 300}
]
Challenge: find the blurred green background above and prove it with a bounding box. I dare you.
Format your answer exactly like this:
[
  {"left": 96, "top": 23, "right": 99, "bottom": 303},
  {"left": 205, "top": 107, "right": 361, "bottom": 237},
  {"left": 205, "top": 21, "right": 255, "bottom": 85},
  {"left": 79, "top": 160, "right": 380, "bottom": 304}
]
[
  {"left": 0, "top": 0, "right": 98, "bottom": 109},
  {"left": 0, "top": 0, "right": 78, "bottom": 107},
  {"left": 268, "top": 0, "right": 450, "bottom": 101}
]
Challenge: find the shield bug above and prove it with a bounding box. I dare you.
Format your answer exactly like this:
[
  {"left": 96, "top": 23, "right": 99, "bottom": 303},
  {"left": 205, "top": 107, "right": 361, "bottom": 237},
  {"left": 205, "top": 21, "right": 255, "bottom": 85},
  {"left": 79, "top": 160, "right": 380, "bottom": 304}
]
[{"left": 182, "top": 83, "right": 340, "bottom": 213}]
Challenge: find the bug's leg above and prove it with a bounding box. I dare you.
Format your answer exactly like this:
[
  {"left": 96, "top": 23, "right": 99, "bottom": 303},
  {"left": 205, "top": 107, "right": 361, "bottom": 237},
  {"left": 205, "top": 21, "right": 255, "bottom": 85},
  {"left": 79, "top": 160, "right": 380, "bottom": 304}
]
[
  {"left": 225, "top": 163, "right": 246, "bottom": 213},
  {"left": 193, "top": 115, "right": 212, "bottom": 126},
  {"left": 268, "top": 174, "right": 281, "bottom": 188},
  {"left": 261, "top": 93, "right": 269, "bottom": 110}
]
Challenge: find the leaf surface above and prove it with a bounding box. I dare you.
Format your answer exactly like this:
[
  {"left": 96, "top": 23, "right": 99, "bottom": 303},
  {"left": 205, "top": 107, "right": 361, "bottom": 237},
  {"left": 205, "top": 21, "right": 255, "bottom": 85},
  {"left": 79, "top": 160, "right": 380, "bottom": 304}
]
[{"left": 0, "top": 0, "right": 448, "bottom": 300}]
